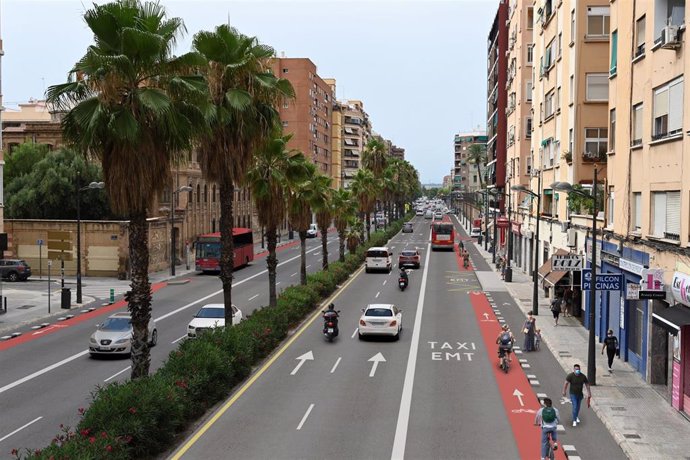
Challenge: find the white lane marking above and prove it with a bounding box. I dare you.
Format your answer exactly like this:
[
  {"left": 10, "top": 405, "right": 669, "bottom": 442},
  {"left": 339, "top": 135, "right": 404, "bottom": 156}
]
[
  {"left": 172, "top": 334, "right": 187, "bottom": 344},
  {"left": 0, "top": 417, "right": 43, "bottom": 443},
  {"left": 248, "top": 294, "right": 259, "bottom": 301},
  {"left": 382, "top": 279, "right": 387, "bottom": 286},
  {"left": 291, "top": 272, "right": 297, "bottom": 277},
  {"left": 306, "top": 264, "right": 312, "bottom": 269},
  {"left": 391, "top": 242, "right": 431, "bottom": 460},
  {"left": 375, "top": 291, "right": 380, "bottom": 298},
  {"left": 0, "top": 243, "right": 326, "bottom": 396},
  {"left": 330, "top": 357, "right": 342, "bottom": 374},
  {"left": 104, "top": 366, "right": 131, "bottom": 383},
  {"left": 351, "top": 328, "right": 358, "bottom": 338},
  {"left": 314, "top": 252, "right": 320, "bottom": 256},
  {"left": 296, "top": 403, "right": 315, "bottom": 431},
  {"left": 276, "top": 282, "right": 281, "bottom": 286}
]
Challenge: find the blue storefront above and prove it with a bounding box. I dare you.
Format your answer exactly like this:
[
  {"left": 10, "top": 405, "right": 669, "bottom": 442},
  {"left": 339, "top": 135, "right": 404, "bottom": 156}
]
[{"left": 585, "top": 238, "right": 649, "bottom": 378}]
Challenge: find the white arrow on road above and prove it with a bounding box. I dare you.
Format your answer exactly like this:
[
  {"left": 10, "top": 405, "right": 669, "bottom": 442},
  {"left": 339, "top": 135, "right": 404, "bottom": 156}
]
[
  {"left": 31, "top": 324, "right": 67, "bottom": 336},
  {"left": 513, "top": 389, "right": 525, "bottom": 407},
  {"left": 483, "top": 312, "right": 490, "bottom": 320},
  {"left": 368, "top": 352, "right": 386, "bottom": 377},
  {"left": 290, "top": 351, "right": 314, "bottom": 375}
]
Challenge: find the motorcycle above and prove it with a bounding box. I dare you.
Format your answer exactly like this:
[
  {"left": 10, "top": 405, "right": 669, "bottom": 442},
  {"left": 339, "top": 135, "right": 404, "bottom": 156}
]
[
  {"left": 398, "top": 275, "right": 408, "bottom": 291},
  {"left": 322, "top": 309, "right": 340, "bottom": 342}
]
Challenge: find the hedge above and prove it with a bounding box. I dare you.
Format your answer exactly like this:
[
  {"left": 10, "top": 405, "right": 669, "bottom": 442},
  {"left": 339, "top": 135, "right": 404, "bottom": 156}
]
[{"left": 15, "top": 215, "right": 411, "bottom": 459}]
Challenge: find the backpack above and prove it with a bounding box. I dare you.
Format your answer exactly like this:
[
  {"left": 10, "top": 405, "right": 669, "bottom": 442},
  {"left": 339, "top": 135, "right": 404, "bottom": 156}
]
[
  {"left": 542, "top": 407, "right": 556, "bottom": 424},
  {"left": 500, "top": 332, "right": 512, "bottom": 345}
]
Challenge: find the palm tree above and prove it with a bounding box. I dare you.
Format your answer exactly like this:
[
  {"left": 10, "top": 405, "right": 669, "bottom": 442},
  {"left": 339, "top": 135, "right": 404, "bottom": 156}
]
[
  {"left": 350, "top": 168, "right": 378, "bottom": 240},
  {"left": 467, "top": 143, "right": 488, "bottom": 191},
  {"left": 311, "top": 174, "right": 333, "bottom": 270},
  {"left": 331, "top": 188, "right": 356, "bottom": 262},
  {"left": 287, "top": 161, "right": 317, "bottom": 285},
  {"left": 46, "top": 0, "right": 203, "bottom": 379},
  {"left": 248, "top": 134, "right": 307, "bottom": 307},
  {"left": 345, "top": 217, "right": 364, "bottom": 254},
  {"left": 194, "top": 24, "right": 294, "bottom": 323},
  {"left": 362, "top": 136, "right": 389, "bottom": 178}
]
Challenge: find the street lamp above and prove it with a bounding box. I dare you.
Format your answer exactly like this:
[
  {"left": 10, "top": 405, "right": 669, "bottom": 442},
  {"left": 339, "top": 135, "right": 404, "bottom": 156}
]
[
  {"left": 76, "top": 180, "right": 105, "bottom": 304},
  {"left": 511, "top": 171, "right": 542, "bottom": 316},
  {"left": 551, "top": 166, "right": 599, "bottom": 386},
  {"left": 168, "top": 185, "right": 193, "bottom": 276}
]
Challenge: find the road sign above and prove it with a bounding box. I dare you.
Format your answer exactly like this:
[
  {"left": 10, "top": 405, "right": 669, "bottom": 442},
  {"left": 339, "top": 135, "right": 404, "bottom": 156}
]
[
  {"left": 581, "top": 269, "right": 622, "bottom": 291},
  {"left": 47, "top": 241, "right": 72, "bottom": 251},
  {"left": 47, "top": 231, "right": 71, "bottom": 241},
  {"left": 48, "top": 250, "right": 73, "bottom": 262},
  {"left": 551, "top": 254, "right": 584, "bottom": 271},
  {"left": 37, "top": 239, "right": 44, "bottom": 246}
]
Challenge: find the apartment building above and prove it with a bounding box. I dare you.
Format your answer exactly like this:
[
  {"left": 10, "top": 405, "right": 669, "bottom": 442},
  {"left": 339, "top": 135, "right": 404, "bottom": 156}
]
[
  {"left": 273, "top": 57, "right": 333, "bottom": 177},
  {"left": 340, "top": 100, "right": 371, "bottom": 189},
  {"left": 324, "top": 79, "right": 342, "bottom": 189},
  {"left": 390, "top": 145, "right": 405, "bottom": 160},
  {"left": 605, "top": 0, "right": 690, "bottom": 415},
  {"left": 0, "top": 26, "right": 3, "bottom": 236},
  {"left": 453, "top": 131, "right": 488, "bottom": 194}
]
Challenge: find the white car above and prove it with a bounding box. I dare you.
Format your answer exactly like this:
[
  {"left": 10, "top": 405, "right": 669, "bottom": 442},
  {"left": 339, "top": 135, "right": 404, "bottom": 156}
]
[
  {"left": 89, "top": 312, "right": 157, "bottom": 357},
  {"left": 415, "top": 209, "right": 424, "bottom": 216},
  {"left": 358, "top": 304, "right": 402, "bottom": 340},
  {"left": 470, "top": 227, "right": 482, "bottom": 238},
  {"left": 187, "top": 303, "right": 243, "bottom": 338},
  {"left": 306, "top": 224, "right": 318, "bottom": 238}
]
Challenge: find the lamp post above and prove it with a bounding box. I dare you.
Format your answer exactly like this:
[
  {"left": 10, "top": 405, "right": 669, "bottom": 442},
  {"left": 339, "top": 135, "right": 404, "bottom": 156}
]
[
  {"left": 483, "top": 190, "right": 490, "bottom": 250},
  {"left": 169, "top": 185, "right": 193, "bottom": 276},
  {"left": 511, "top": 170, "right": 542, "bottom": 316},
  {"left": 76, "top": 180, "right": 105, "bottom": 304},
  {"left": 552, "top": 166, "right": 599, "bottom": 386}
]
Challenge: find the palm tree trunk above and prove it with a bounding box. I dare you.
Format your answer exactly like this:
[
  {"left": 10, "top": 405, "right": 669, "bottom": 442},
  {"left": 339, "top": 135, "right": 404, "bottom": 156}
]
[
  {"left": 321, "top": 227, "right": 328, "bottom": 270},
  {"left": 219, "top": 181, "right": 235, "bottom": 324},
  {"left": 338, "top": 232, "right": 345, "bottom": 262},
  {"left": 365, "top": 210, "right": 371, "bottom": 240},
  {"left": 266, "top": 226, "right": 278, "bottom": 307},
  {"left": 128, "top": 211, "right": 151, "bottom": 380},
  {"left": 299, "top": 230, "right": 307, "bottom": 285}
]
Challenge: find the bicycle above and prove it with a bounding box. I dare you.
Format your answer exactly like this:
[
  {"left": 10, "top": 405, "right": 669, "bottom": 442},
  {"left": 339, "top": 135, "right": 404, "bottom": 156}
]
[
  {"left": 498, "top": 347, "right": 510, "bottom": 373},
  {"left": 544, "top": 430, "right": 556, "bottom": 460}
]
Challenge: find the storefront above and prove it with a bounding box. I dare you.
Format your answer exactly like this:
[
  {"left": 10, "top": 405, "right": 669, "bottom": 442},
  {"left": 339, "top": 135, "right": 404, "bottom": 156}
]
[{"left": 511, "top": 221, "right": 521, "bottom": 268}]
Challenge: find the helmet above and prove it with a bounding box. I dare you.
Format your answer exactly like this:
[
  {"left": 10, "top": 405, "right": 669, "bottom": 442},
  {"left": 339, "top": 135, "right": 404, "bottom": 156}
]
[
  {"left": 502, "top": 324, "right": 510, "bottom": 331},
  {"left": 328, "top": 303, "right": 335, "bottom": 309}
]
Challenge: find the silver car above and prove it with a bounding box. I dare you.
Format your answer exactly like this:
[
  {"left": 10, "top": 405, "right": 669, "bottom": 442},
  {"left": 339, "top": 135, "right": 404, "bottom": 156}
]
[{"left": 89, "top": 312, "right": 157, "bottom": 357}]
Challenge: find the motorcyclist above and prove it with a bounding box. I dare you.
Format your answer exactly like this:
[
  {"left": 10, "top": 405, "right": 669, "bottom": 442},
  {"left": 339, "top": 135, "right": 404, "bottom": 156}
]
[
  {"left": 399, "top": 267, "right": 409, "bottom": 284},
  {"left": 496, "top": 324, "right": 514, "bottom": 365},
  {"left": 323, "top": 303, "right": 339, "bottom": 335}
]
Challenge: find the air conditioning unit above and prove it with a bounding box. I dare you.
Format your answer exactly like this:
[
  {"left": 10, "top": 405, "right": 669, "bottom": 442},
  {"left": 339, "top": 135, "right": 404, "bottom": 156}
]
[
  {"left": 661, "top": 25, "right": 682, "bottom": 49},
  {"left": 566, "top": 228, "right": 577, "bottom": 247}
]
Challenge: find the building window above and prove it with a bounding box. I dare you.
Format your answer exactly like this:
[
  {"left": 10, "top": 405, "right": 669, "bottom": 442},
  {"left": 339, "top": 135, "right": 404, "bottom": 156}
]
[
  {"left": 608, "top": 187, "right": 615, "bottom": 227},
  {"left": 558, "top": 32, "right": 562, "bottom": 58},
  {"left": 543, "top": 190, "right": 553, "bottom": 216},
  {"left": 653, "top": 0, "right": 685, "bottom": 42},
  {"left": 526, "top": 81, "right": 533, "bottom": 102},
  {"left": 283, "top": 101, "right": 289, "bottom": 109},
  {"left": 527, "top": 44, "right": 534, "bottom": 64},
  {"left": 282, "top": 121, "right": 288, "bottom": 127},
  {"left": 568, "top": 128, "right": 574, "bottom": 154},
  {"left": 204, "top": 184, "right": 208, "bottom": 203},
  {"left": 545, "top": 90, "right": 555, "bottom": 118},
  {"left": 527, "top": 6, "right": 534, "bottom": 29},
  {"left": 632, "top": 192, "right": 642, "bottom": 232},
  {"left": 556, "top": 86, "right": 561, "bottom": 111},
  {"left": 526, "top": 117, "right": 533, "bottom": 138},
  {"left": 610, "top": 30, "right": 618, "bottom": 75},
  {"left": 570, "top": 9, "right": 576, "bottom": 42},
  {"left": 652, "top": 77, "right": 684, "bottom": 140},
  {"left": 651, "top": 191, "right": 681, "bottom": 240},
  {"left": 584, "top": 128, "right": 608, "bottom": 159},
  {"left": 586, "top": 73, "right": 609, "bottom": 101},
  {"left": 636, "top": 16, "right": 646, "bottom": 57},
  {"left": 609, "top": 109, "right": 616, "bottom": 151},
  {"left": 632, "top": 103, "right": 643, "bottom": 146},
  {"left": 196, "top": 184, "right": 201, "bottom": 203},
  {"left": 212, "top": 185, "right": 216, "bottom": 203},
  {"left": 586, "top": 6, "right": 610, "bottom": 37},
  {"left": 282, "top": 68, "right": 289, "bottom": 73},
  {"left": 569, "top": 75, "right": 574, "bottom": 104}
]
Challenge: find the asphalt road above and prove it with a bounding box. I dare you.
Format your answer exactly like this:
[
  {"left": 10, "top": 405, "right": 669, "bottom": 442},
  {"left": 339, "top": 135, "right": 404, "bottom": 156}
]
[
  {"left": 0, "top": 233, "right": 342, "bottom": 455},
  {"left": 168, "top": 216, "right": 627, "bottom": 460}
]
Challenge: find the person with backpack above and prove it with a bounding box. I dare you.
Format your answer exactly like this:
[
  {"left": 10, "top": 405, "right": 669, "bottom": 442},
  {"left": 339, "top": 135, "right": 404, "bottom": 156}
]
[
  {"left": 601, "top": 329, "right": 619, "bottom": 372},
  {"left": 495, "top": 324, "right": 514, "bottom": 365},
  {"left": 550, "top": 297, "right": 562, "bottom": 326},
  {"left": 534, "top": 397, "right": 560, "bottom": 459}
]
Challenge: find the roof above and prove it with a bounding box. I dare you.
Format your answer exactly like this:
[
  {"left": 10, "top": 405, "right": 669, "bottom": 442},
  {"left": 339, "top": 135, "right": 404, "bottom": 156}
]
[
  {"left": 366, "top": 304, "right": 395, "bottom": 309},
  {"left": 367, "top": 246, "right": 389, "bottom": 251},
  {"left": 198, "top": 228, "right": 252, "bottom": 238}
]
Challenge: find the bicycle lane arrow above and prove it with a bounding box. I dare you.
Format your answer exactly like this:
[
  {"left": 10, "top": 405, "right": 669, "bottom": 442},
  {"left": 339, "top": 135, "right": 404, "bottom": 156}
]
[{"left": 469, "top": 292, "right": 567, "bottom": 460}]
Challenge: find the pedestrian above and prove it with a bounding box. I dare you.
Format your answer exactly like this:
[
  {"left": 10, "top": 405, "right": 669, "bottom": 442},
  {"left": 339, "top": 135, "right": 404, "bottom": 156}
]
[
  {"left": 534, "top": 328, "right": 542, "bottom": 351},
  {"left": 500, "top": 257, "right": 506, "bottom": 280},
  {"left": 523, "top": 311, "right": 536, "bottom": 351},
  {"left": 550, "top": 297, "right": 562, "bottom": 326},
  {"left": 563, "top": 287, "right": 572, "bottom": 317},
  {"left": 534, "top": 397, "right": 560, "bottom": 460},
  {"left": 601, "top": 329, "right": 619, "bottom": 372},
  {"left": 562, "top": 364, "right": 591, "bottom": 427}
]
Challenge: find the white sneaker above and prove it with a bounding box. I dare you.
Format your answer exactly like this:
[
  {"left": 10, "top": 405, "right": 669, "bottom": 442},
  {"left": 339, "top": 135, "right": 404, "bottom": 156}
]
[
  {"left": 576, "top": 417, "right": 580, "bottom": 423},
  {"left": 572, "top": 421, "right": 577, "bottom": 427}
]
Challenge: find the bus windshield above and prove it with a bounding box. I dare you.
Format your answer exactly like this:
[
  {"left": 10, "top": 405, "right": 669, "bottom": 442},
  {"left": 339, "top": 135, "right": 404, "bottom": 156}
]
[
  {"left": 432, "top": 224, "right": 453, "bottom": 235},
  {"left": 197, "top": 242, "right": 221, "bottom": 259}
]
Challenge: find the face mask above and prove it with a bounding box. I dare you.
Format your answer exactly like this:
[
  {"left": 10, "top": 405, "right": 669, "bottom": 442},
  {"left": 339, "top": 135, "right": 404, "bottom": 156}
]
[{"left": 575, "top": 370, "right": 581, "bottom": 375}]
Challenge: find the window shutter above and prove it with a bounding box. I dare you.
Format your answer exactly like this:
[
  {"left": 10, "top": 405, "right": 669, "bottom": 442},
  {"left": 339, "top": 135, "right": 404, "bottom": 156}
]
[
  {"left": 669, "top": 80, "right": 684, "bottom": 133},
  {"left": 633, "top": 193, "right": 641, "bottom": 230},
  {"left": 652, "top": 192, "right": 666, "bottom": 237},
  {"left": 666, "top": 191, "right": 681, "bottom": 236},
  {"left": 610, "top": 31, "right": 618, "bottom": 72},
  {"left": 653, "top": 88, "right": 669, "bottom": 120}
]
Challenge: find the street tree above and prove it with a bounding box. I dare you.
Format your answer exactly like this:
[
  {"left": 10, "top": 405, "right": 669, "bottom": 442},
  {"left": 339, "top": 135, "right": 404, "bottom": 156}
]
[
  {"left": 287, "top": 160, "right": 317, "bottom": 285},
  {"left": 330, "top": 188, "right": 356, "bottom": 262},
  {"left": 311, "top": 174, "right": 333, "bottom": 270},
  {"left": 350, "top": 168, "right": 378, "bottom": 241}
]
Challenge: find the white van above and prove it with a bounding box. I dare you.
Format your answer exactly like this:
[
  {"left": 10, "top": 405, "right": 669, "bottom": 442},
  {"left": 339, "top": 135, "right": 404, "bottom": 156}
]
[{"left": 365, "top": 247, "right": 393, "bottom": 273}]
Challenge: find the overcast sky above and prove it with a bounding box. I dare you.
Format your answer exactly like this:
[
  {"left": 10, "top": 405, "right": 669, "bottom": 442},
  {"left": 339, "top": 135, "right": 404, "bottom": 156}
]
[{"left": 1, "top": 0, "right": 495, "bottom": 183}]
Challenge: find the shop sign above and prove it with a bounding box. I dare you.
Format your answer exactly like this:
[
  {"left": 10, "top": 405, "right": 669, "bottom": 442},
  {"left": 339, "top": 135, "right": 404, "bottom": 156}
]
[
  {"left": 585, "top": 240, "right": 602, "bottom": 267},
  {"left": 511, "top": 222, "right": 521, "bottom": 235},
  {"left": 497, "top": 217, "right": 509, "bottom": 228},
  {"left": 619, "top": 258, "right": 644, "bottom": 276},
  {"left": 626, "top": 283, "right": 640, "bottom": 300},
  {"left": 671, "top": 271, "right": 690, "bottom": 307},
  {"left": 581, "top": 269, "right": 622, "bottom": 291},
  {"left": 620, "top": 297, "right": 625, "bottom": 329},
  {"left": 601, "top": 250, "right": 620, "bottom": 266}
]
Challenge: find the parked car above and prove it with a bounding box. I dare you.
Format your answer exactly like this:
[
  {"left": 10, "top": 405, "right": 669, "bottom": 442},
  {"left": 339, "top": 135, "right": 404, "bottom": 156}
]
[
  {"left": 470, "top": 227, "right": 482, "bottom": 238},
  {"left": 358, "top": 304, "right": 402, "bottom": 340},
  {"left": 306, "top": 223, "right": 318, "bottom": 238},
  {"left": 89, "top": 312, "right": 157, "bottom": 357},
  {"left": 187, "top": 303, "right": 243, "bottom": 338},
  {"left": 398, "top": 249, "right": 421, "bottom": 268},
  {"left": 0, "top": 259, "right": 31, "bottom": 281},
  {"left": 402, "top": 222, "right": 414, "bottom": 233}
]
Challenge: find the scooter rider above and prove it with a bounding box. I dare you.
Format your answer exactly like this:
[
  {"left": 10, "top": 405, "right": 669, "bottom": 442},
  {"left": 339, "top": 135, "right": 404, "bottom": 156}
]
[
  {"left": 323, "top": 303, "right": 339, "bottom": 336},
  {"left": 399, "top": 267, "right": 409, "bottom": 284}
]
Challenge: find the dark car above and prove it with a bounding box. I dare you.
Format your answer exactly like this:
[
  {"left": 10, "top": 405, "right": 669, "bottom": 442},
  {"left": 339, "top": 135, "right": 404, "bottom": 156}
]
[
  {"left": 0, "top": 259, "right": 32, "bottom": 281},
  {"left": 398, "top": 249, "right": 421, "bottom": 269},
  {"left": 402, "top": 223, "right": 414, "bottom": 233}
]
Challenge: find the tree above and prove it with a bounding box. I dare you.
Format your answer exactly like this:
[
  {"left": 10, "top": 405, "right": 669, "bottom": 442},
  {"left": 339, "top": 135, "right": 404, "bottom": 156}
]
[
  {"left": 311, "top": 174, "right": 332, "bottom": 270},
  {"left": 193, "top": 24, "right": 294, "bottom": 323},
  {"left": 248, "top": 134, "right": 307, "bottom": 307},
  {"left": 4, "top": 143, "right": 50, "bottom": 184},
  {"left": 467, "top": 143, "right": 488, "bottom": 191},
  {"left": 350, "top": 168, "right": 378, "bottom": 241},
  {"left": 362, "top": 136, "right": 389, "bottom": 178},
  {"left": 287, "top": 161, "right": 317, "bottom": 285},
  {"left": 46, "top": 0, "right": 203, "bottom": 379},
  {"left": 5, "top": 147, "right": 111, "bottom": 220},
  {"left": 330, "top": 188, "right": 356, "bottom": 262}
]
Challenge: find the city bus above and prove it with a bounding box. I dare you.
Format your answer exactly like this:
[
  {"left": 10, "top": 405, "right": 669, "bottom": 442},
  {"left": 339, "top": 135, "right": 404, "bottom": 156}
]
[
  {"left": 431, "top": 217, "right": 455, "bottom": 251},
  {"left": 195, "top": 228, "right": 254, "bottom": 273}
]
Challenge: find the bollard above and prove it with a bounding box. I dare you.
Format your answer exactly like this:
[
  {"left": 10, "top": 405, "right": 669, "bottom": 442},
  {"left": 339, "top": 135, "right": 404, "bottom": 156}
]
[
  {"left": 61, "top": 288, "right": 71, "bottom": 310},
  {"left": 110, "top": 288, "right": 115, "bottom": 304}
]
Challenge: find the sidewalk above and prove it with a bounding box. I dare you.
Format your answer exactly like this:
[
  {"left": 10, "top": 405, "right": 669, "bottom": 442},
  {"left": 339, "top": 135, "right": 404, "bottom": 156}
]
[
  {"left": 460, "top": 220, "right": 690, "bottom": 459},
  {"left": 0, "top": 238, "right": 298, "bottom": 336}
]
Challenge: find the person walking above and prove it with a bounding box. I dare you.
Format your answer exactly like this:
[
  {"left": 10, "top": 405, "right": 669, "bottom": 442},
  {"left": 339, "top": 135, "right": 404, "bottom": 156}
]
[
  {"left": 550, "top": 297, "right": 562, "bottom": 326},
  {"left": 534, "top": 397, "right": 560, "bottom": 460},
  {"left": 523, "top": 311, "right": 536, "bottom": 352},
  {"left": 601, "top": 329, "right": 619, "bottom": 372},
  {"left": 562, "top": 287, "right": 573, "bottom": 317},
  {"left": 562, "top": 364, "right": 591, "bottom": 426}
]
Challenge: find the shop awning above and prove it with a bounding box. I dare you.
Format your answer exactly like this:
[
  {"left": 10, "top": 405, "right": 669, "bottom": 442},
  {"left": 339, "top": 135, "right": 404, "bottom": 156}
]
[
  {"left": 538, "top": 249, "right": 571, "bottom": 286},
  {"left": 652, "top": 304, "right": 690, "bottom": 334}
]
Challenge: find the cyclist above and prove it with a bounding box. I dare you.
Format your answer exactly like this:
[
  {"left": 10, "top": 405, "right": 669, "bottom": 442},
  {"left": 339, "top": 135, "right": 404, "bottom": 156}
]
[
  {"left": 535, "top": 397, "right": 560, "bottom": 460},
  {"left": 495, "top": 324, "right": 514, "bottom": 366}
]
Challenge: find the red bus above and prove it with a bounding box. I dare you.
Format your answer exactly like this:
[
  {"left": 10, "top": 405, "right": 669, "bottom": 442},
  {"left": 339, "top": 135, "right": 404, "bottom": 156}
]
[
  {"left": 431, "top": 217, "right": 455, "bottom": 251},
  {"left": 195, "top": 228, "right": 254, "bottom": 273}
]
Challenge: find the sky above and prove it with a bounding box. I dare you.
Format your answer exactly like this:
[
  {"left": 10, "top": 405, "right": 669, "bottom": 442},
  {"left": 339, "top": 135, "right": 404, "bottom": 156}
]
[{"left": 1, "top": 0, "right": 496, "bottom": 184}]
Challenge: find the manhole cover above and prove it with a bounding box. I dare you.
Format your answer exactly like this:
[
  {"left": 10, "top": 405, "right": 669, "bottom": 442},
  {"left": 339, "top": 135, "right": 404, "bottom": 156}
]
[
  {"left": 619, "top": 387, "right": 644, "bottom": 399},
  {"left": 623, "top": 434, "right": 641, "bottom": 439},
  {"left": 17, "top": 305, "right": 36, "bottom": 310}
]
